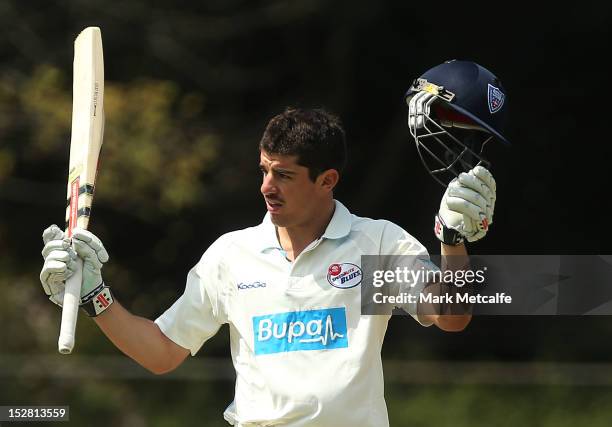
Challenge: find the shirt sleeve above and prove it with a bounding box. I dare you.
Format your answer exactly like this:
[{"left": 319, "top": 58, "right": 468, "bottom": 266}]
[
  {"left": 380, "top": 221, "right": 438, "bottom": 327},
  {"left": 155, "top": 236, "right": 231, "bottom": 355}
]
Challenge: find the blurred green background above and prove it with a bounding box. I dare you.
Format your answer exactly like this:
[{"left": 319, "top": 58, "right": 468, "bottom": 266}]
[{"left": 1, "top": 1, "right": 612, "bottom": 426}]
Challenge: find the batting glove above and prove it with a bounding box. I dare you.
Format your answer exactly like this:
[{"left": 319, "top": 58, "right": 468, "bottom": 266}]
[
  {"left": 40, "top": 225, "right": 112, "bottom": 316},
  {"left": 434, "top": 166, "right": 496, "bottom": 245},
  {"left": 40, "top": 225, "right": 77, "bottom": 306}
]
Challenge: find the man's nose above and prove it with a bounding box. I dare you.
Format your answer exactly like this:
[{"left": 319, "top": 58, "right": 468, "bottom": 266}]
[{"left": 260, "top": 172, "right": 277, "bottom": 195}]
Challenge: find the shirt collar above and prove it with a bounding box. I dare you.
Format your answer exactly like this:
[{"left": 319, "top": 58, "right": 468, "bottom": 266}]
[{"left": 257, "top": 199, "right": 352, "bottom": 252}]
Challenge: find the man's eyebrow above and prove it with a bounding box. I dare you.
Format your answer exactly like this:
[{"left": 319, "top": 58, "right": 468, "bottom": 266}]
[
  {"left": 273, "top": 167, "right": 296, "bottom": 175},
  {"left": 259, "top": 163, "right": 296, "bottom": 175}
]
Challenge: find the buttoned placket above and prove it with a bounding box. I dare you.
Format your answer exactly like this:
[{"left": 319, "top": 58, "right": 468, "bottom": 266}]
[{"left": 284, "top": 237, "right": 326, "bottom": 290}]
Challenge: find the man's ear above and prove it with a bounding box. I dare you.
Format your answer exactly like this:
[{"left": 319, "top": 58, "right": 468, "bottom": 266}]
[{"left": 317, "top": 169, "right": 339, "bottom": 192}]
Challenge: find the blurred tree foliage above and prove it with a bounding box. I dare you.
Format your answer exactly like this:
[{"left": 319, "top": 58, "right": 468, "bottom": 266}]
[{"left": 1, "top": 65, "right": 219, "bottom": 218}]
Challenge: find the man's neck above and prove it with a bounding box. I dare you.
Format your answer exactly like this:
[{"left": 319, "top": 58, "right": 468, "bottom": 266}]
[{"left": 276, "top": 199, "right": 336, "bottom": 261}]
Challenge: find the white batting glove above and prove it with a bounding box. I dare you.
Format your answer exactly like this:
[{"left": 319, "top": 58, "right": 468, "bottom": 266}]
[
  {"left": 40, "top": 225, "right": 77, "bottom": 306},
  {"left": 71, "top": 228, "right": 109, "bottom": 292},
  {"left": 40, "top": 225, "right": 110, "bottom": 309},
  {"left": 434, "top": 166, "right": 496, "bottom": 245}
]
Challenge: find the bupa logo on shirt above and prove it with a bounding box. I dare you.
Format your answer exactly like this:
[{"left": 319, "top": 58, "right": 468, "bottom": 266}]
[
  {"left": 327, "top": 263, "right": 362, "bottom": 289},
  {"left": 253, "top": 307, "right": 348, "bottom": 355}
]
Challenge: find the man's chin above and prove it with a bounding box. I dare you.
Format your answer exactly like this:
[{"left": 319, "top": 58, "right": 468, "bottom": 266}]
[{"left": 269, "top": 213, "right": 288, "bottom": 227}]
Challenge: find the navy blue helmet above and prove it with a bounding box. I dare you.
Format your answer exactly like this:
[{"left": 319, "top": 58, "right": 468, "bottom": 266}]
[{"left": 406, "top": 60, "right": 509, "bottom": 186}]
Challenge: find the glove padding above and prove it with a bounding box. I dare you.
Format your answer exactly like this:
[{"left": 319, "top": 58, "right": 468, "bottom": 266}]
[
  {"left": 40, "top": 225, "right": 109, "bottom": 306},
  {"left": 436, "top": 166, "right": 496, "bottom": 244}
]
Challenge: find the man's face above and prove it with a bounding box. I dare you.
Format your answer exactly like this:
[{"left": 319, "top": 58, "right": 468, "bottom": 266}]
[{"left": 259, "top": 150, "right": 327, "bottom": 228}]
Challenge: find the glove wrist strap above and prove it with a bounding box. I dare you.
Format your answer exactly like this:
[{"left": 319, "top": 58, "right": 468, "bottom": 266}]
[
  {"left": 80, "top": 283, "right": 114, "bottom": 317},
  {"left": 434, "top": 215, "right": 465, "bottom": 246}
]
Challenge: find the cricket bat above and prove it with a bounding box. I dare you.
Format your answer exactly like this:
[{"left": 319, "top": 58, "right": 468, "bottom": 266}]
[{"left": 58, "top": 27, "right": 105, "bottom": 354}]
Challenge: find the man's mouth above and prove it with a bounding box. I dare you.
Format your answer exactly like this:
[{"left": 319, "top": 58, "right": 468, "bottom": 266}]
[{"left": 265, "top": 199, "right": 283, "bottom": 212}]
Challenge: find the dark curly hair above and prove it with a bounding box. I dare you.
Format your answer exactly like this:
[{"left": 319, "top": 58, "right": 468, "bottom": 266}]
[{"left": 259, "top": 108, "right": 347, "bottom": 182}]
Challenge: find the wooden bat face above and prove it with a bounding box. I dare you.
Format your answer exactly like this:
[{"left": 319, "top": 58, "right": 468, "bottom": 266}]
[{"left": 65, "top": 27, "right": 104, "bottom": 237}]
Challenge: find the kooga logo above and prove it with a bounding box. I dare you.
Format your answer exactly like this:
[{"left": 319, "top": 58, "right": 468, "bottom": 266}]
[
  {"left": 253, "top": 307, "right": 348, "bottom": 355},
  {"left": 237, "top": 281, "right": 266, "bottom": 290}
]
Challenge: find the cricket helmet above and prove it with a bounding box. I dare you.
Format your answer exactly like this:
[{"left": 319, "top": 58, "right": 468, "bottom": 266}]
[{"left": 405, "top": 60, "right": 510, "bottom": 186}]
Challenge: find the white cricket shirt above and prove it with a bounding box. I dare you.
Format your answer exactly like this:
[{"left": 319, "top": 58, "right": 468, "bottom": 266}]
[{"left": 155, "top": 200, "right": 433, "bottom": 427}]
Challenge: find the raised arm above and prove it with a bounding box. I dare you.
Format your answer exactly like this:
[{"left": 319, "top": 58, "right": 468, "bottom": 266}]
[
  {"left": 93, "top": 300, "right": 189, "bottom": 374},
  {"left": 420, "top": 166, "right": 496, "bottom": 331}
]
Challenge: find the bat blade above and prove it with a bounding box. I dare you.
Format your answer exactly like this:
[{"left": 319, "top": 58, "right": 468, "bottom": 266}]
[{"left": 58, "top": 26, "right": 105, "bottom": 355}]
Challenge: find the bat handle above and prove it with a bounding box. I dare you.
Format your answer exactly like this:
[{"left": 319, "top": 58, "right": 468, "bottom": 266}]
[{"left": 58, "top": 256, "right": 83, "bottom": 354}]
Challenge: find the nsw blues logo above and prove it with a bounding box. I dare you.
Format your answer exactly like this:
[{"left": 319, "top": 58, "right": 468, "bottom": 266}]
[
  {"left": 487, "top": 84, "right": 505, "bottom": 114},
  {"left": 327, "top": 263, "right": 362, "bottom": 289},
  {"left": 253, "top": 307, "right": 348, "bottom": 355}
]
